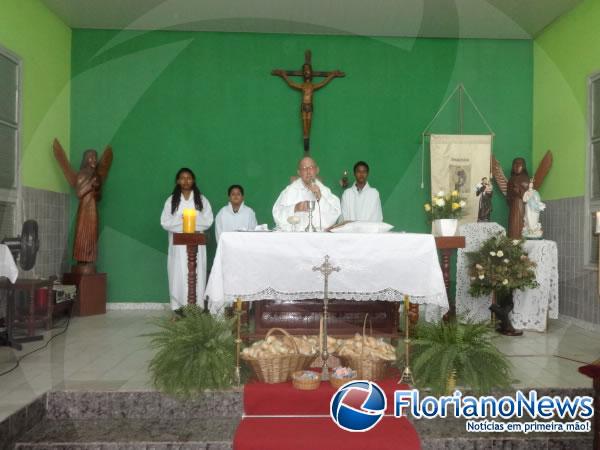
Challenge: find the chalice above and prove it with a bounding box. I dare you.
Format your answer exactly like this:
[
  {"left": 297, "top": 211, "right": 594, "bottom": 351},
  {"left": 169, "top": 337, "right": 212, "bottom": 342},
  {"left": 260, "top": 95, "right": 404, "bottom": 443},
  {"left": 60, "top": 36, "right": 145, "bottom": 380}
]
[{"left": 287, "top": 215, "right": 300, "bottom": 232}]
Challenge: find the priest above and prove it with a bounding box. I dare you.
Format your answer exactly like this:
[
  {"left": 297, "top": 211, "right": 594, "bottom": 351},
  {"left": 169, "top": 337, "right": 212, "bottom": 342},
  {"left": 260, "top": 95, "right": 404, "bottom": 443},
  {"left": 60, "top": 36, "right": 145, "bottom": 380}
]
[
  {"left": 341, "top": 161, "right": 383, "bottom": 222},
  {"left": 272, "top": 156, "right": 341, "bottom": 231}
]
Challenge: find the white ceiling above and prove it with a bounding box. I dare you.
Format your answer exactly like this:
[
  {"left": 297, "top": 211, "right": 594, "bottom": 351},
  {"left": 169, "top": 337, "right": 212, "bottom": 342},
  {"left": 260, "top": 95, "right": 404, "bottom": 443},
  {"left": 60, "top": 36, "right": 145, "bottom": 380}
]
[{"left": 41, "top": 0, "right": 581, "bottom": 39}]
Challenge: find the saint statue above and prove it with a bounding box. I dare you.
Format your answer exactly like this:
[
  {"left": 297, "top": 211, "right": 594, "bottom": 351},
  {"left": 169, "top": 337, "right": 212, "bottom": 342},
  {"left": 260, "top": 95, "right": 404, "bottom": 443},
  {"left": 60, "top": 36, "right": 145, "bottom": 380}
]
[
  {"left": 492, "top": 151, "right": 552, "bottom": 238},
  {"left": 53, "top": 139, "right": 113, "bottom": 274},
  {"left": 522, "top": 179, "right": 546, "bottom": 238},
  {"left": 475, "top": 177, "right": 493, "bottom": 222}
]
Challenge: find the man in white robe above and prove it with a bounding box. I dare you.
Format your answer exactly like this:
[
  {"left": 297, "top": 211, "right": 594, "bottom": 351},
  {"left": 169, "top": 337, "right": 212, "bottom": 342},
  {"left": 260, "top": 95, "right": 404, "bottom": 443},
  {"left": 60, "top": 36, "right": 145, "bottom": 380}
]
[
  {"left": 160, "top": 176, "right": 213, "bottom": 310},
  {"left": 273, "top": 156, "right": 341, "bottom": 231},
  {"left": 341, "top": 161, "right": 383, "bottom": 222},
  {"left": 215, "top": 184, "right": 258, "bottom": 242}
]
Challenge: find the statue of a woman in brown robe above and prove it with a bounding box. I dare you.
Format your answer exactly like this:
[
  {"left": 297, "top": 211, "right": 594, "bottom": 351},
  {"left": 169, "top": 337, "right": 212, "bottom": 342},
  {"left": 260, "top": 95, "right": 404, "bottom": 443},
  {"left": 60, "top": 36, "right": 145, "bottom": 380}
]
[
  {"left": 53, "top": 139, "right": 113, "bottom": 274},
  {"left": 492, "top": 151, "right": 552, "bottom": 238}
]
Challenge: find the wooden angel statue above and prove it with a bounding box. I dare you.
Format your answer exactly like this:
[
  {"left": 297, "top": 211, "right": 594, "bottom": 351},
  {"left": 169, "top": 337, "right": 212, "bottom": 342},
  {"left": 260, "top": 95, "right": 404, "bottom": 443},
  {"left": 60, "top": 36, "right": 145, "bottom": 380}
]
[
  {"left": 492, "top": 151, "right": 552, "bottom": 238},
  {"left": 53, "top": 138, "right": 113, "bottom": 274}
]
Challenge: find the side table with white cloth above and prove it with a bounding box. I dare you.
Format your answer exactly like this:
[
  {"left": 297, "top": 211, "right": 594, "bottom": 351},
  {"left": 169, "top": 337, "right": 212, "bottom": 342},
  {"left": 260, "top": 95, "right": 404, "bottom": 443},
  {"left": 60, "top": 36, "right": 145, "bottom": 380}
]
[
  {"left": 455, "top": 224, "right": 559, "bottom": 332},
  {"left": 205, "top": 232, "right": 449, "bottom": 320}
]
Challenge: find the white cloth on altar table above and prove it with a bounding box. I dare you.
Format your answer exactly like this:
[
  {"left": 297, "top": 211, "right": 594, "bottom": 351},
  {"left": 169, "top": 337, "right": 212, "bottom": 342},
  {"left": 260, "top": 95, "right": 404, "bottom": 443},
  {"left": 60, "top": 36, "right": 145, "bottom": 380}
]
[
  {"left": 341, "top": 182, "right": 383, "bottom": 222},
  {"left": 160, "top": 193, "right": 213, "bottom": 310},
  {"left": 430, "top": 134, "right": 492, "bottom": 226},
  {"left": 455, "top": 222, "right": 559, "bottom": 332},
  {"left": 0, "top": 244, "right": 18, "bottom": 284},
  {"left": 205, "top": 232, "right": 448, "bottom": 315},
  {"left": 215, "top": 202, "right": 257, "bottom": 243},
  {"left": 272, "top": 178, "right": 341, "bottom": 231}
]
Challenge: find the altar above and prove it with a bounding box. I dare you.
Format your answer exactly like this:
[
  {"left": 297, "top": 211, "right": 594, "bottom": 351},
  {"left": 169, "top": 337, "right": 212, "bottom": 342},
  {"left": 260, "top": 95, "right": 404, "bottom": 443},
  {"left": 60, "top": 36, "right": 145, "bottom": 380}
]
[{"left": 205, "top": 232, "right": 448, "bottom": 333}]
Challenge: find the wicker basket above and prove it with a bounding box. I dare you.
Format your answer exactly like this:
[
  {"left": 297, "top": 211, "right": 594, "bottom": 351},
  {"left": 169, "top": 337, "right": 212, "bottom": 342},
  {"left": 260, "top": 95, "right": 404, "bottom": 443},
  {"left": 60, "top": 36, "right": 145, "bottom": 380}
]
[
  {"left": 241, "top": 328, "right": 318, "bottom": 384},
  {"left": 335, "top": 315, "right": 391, "bottom": 381},
  {"left": 330, "top": 374, "right": 358, "bottom": 389},
  {"left": 292, "top": 371, "right": 321, "bottom": 390}
]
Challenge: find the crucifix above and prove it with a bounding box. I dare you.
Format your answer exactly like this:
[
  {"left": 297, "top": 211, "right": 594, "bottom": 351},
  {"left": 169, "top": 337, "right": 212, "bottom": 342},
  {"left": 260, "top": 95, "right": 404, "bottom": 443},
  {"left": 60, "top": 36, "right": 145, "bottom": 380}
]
[
  {"left": 272, "top": 50, "right": 345, "bottom": 153},
  {"left": 312, "top": 255, "right": 341, "bottom": 380}
]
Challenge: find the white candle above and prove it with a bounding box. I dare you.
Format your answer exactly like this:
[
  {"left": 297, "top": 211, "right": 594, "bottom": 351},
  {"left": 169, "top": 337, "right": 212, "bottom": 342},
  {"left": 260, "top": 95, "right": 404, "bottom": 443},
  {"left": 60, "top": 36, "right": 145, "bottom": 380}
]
[{"left": 596, "top": 211, "right": 600, "bottom": 234}]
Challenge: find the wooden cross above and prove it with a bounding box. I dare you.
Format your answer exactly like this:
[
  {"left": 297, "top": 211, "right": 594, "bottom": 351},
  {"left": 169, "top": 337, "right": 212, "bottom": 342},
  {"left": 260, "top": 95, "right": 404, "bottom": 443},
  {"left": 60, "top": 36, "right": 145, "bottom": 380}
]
[{"left": 272, "top": 50, "right": 345, "bottom": 153}]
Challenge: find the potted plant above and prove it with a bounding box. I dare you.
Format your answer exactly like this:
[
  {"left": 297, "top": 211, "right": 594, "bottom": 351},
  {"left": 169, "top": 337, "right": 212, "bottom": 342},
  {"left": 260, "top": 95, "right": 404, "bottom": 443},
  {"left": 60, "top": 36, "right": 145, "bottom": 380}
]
[
  {"left": 466, "top": 234, "right": 538, "bottom": 336},
  {"left": 424, "top": 190, "right": 466, "bottom": 236},
  {"left": 146, "top": 305, "right": 236, "bottom": 396},
  {"left": 406, "top": 319, "right": 512, "bottom": 395}
]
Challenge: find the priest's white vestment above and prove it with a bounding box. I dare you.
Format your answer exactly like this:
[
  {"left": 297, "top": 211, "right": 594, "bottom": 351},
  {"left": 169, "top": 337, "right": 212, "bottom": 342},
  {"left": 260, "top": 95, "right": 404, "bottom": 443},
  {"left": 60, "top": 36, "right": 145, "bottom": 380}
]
[
  {"left": 341, "top": 182, "right": 383, "bottom": 222},
  {"left": 272, "top": 178, "right": 341, "bottom": 231},
  {"left": 215, "top": 202, "right": 258, "bottom": 242},
  {"left": 160, "top": 193, "right": 213, "bottom": 310}
]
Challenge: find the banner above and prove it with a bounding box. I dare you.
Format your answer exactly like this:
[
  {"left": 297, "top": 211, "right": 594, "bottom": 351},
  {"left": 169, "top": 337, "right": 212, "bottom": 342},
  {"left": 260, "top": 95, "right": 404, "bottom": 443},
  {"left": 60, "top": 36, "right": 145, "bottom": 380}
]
[{"left": 430, "top": 134, "right": 492, "bottom": 225}]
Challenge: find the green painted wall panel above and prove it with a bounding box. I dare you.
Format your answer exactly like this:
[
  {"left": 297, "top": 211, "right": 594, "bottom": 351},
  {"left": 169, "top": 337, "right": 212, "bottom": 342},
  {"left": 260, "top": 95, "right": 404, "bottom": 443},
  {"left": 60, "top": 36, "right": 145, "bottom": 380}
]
[
  {"left": 533, "top": 0, "right": 600, "bottom": 200},
  {"left": 0, "top": 0, "right": 71, "bottom": 192},
  {"left": 71, "top": 30, "right": 532, "bottom": 302}
]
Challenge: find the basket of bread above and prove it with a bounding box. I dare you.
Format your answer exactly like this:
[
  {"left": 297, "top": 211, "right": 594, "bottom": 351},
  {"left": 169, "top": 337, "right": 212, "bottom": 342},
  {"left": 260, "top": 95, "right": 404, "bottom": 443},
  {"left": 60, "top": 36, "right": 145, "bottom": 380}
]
[
  {"left": 241, "top": 328, "right": 319, "bottom": 383},
  {"left": 331, "top": 315, "right": 396, "bottom": 380}
]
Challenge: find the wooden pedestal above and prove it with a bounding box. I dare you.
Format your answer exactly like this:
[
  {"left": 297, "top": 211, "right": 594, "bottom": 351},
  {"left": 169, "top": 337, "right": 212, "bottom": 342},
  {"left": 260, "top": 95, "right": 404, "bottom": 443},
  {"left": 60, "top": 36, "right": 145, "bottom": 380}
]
[{"left": 63, "top": 272, "right": 107, "bottom": 316}]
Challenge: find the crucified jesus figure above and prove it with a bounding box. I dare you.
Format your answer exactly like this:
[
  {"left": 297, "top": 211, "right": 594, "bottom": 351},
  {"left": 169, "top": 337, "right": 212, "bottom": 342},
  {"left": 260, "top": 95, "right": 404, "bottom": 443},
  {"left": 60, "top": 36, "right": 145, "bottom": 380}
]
[{"left": 272, "top": 50, "right": 344, "bottom": 152}]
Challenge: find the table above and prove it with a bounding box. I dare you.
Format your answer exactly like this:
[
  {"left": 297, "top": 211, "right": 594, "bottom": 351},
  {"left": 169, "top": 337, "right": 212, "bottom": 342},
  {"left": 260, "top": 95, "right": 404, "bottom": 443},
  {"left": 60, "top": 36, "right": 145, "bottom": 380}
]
[{"left": 205, "top": 232, "right": 448, "bottom": 314}]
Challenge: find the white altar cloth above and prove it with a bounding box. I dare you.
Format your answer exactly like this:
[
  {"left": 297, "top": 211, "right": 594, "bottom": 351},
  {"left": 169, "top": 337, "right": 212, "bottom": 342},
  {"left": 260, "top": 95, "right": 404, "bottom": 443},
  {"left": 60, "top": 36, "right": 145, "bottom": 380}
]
[{"left": 205, "top": 232, "right": 448, "bottom": 314}]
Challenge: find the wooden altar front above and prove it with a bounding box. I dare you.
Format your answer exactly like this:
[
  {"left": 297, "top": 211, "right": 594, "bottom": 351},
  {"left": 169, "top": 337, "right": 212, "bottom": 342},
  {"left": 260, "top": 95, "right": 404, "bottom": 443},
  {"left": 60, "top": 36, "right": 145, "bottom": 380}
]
[{"left": 253, "top": 235, "right": 465, "bottom": 337}]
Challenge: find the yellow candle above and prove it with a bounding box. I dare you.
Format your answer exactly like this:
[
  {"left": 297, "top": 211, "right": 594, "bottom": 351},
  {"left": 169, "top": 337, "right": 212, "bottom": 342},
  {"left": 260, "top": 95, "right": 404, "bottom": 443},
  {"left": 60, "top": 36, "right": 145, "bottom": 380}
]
[{"left": 182, "top": 208, "right": 197, "bottom": 233}]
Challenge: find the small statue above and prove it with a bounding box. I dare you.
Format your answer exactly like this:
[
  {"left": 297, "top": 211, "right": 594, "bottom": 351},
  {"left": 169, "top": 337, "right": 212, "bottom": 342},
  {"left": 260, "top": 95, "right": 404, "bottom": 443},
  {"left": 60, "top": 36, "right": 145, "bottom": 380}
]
[
  {"left": 53, "top": 139, "right": 113, "bottom": 274},
  {"left": 522, "top": 179, "right": 546, "bottom": 238},
  {"left": 475, "top": 177, "right": 493, "bottom": 222},
  {"left": 492, "top": 151, "right": 552, "bottom": 239}
]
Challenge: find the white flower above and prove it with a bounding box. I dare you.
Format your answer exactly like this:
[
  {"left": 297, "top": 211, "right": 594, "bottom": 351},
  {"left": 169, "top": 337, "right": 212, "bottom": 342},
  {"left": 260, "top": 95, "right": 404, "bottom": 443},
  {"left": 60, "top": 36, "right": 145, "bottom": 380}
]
[
  {"left": 436, "top": 198, "right": 445, "bottom": 207},
  {"left": 489, "top": 251, "right": 496, "bottom": 256},
  {"left": 503, "top": 258, "right": 509, "bottom": 264},
  {"left": 437, "top": 190, "right": 445, "bottom": 197},
  {"left": 475, "top": 264, "right": 483, "bottom": 270},
  {"left": 512, "top": 240, "right": 520, "bottom": 245},
  {"left": 502, "top": 279, "right": 509, "bottom": 285},
  {"left": 459, "top": 200, "right": 466, "bottom": 208},
  {"left": 470, "top": 276, "right": 476, "bottom": 281},
  {"left": 478, "top": 274, "right": 485, "bottom": 280},
  {"left": 497, "top": 250, "right": 504, "bottom": 257}
]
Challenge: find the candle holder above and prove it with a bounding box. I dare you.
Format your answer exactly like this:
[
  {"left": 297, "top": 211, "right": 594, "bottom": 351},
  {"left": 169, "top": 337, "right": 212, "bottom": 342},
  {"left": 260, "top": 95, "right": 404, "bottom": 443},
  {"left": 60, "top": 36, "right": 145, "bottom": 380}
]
[
  {"left": 234, "top": 297, "right": 244, "bottom": 387},
  {"left": 313, "top": 255, "right": 340, "bottom": 381},
  {"left": 399, "top": 295, "right": 415, "bottom": 386}
]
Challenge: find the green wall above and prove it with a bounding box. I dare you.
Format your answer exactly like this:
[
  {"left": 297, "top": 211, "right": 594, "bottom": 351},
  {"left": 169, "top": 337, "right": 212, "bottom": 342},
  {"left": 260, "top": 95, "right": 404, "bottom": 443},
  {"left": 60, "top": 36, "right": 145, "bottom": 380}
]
[
  {"left": 0, "top": 0, "right": 71, "bottom": 193},
  {"left": 71, "top": 30, "right": 533, "bottom": 302},
  {"left": 533, "top": 0, "right": 600, "bottom": 200}
]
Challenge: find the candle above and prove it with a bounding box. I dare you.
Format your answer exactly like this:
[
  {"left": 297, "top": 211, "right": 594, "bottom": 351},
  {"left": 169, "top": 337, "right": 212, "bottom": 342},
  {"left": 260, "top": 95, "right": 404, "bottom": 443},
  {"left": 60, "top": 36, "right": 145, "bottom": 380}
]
[
  {"left": 182, "top": 208, "right": 197, "bottom": 233},
  {"left": 596, "top": 211, "right": 600, "bottom": 235},
  {"left": 236, "top": 298, "right": 242, "bottom": 311}
]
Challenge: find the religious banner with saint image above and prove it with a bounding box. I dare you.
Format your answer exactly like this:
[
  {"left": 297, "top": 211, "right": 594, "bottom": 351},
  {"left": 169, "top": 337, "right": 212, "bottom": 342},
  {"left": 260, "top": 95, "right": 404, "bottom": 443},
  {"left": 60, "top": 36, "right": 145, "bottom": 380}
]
[{"left": 430, "top": 134, "right": 492, "bottom": 225}]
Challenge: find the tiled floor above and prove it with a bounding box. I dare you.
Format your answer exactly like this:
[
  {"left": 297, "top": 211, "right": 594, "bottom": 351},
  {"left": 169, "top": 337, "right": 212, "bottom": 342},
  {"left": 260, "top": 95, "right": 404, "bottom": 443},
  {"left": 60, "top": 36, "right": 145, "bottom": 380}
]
[{"left": 0, "top": 311, "right": 598, "bottom": 421}]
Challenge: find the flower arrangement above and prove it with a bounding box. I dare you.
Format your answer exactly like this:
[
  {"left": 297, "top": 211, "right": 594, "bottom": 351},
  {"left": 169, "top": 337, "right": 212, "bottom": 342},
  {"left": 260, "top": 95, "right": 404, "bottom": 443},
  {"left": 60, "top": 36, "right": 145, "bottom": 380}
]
[
  {"left": 424, "top": 190, "right": 466, "bottom": 220},
  {"left": 467, "top": 233, "right": 538, "bottom": 297},
  {"left": 331, "top": 366, "right": 357, "bottom": 379}
]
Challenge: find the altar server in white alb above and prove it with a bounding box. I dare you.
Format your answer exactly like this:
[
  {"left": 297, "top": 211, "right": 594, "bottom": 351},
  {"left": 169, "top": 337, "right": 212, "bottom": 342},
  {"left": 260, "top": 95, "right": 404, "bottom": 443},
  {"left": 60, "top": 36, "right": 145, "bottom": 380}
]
[
  {"left": 215, "top": 184, "right": 258, "bottom": 242},
  {"left": 273, "top": 156, "right": 341, "bottom": 231},
  {"left": 341, "top": 161, "right": 383, "bottom": 222},
  {"left": 160, "top": 168, "right": 213, "bottom": 311}
]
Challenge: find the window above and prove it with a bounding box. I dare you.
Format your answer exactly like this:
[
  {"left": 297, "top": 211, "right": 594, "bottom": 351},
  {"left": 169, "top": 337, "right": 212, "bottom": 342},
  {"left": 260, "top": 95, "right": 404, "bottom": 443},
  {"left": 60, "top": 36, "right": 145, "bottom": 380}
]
[
  {"left": 0, "top": 46, "right": 20, "bottom": 238},
  {"left": 586, "top": 73, "right": 600, "bottom": 266}
]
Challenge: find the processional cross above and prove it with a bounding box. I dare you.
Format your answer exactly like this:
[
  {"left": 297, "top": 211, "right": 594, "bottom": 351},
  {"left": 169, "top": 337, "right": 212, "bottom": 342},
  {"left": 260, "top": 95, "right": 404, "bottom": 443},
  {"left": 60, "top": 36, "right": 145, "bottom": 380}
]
[
  {"left": 313, "top": 255, "right": 341, "bottom": 380},
  {"left": 272, "top": 50, "right": 345, "bottom": 153}
]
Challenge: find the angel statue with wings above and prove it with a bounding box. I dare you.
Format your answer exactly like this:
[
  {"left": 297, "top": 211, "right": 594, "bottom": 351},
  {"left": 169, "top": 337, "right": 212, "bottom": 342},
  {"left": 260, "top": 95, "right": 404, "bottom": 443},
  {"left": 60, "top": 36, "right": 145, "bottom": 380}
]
[
  {"left": 492, "top": 151, "right": 552, "bottom": 239},
  {"left": 53, "top": 139, "right": 113, "bottom": 274}
]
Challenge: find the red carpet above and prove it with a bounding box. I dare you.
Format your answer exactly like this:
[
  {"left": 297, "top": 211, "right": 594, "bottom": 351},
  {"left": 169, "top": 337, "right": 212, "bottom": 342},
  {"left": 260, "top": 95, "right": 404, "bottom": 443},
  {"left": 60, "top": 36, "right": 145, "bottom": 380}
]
[{"left": 234, "top": 376, "right": 421, "bottom": 450}]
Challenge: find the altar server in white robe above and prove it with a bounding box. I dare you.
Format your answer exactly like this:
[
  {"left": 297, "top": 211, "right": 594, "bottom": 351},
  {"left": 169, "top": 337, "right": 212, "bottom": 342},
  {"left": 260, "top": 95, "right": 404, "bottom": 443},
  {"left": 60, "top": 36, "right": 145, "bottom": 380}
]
[
  {"left": 215, "top": 184, "right": 258, "bottom": 242},
  {"left": 160, "top": 168, "right": 213, "bottom": 311},
  {"left": 273, "top": 156, "right": 341, "bottom": 231},
  {"left": 341, "top": 160, "right": 383, "bottom": 222}
]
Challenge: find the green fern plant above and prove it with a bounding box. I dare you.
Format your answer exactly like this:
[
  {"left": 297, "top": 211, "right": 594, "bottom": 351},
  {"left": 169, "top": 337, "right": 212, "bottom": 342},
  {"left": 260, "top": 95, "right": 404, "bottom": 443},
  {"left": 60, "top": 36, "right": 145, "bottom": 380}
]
[
  {"left": 146, "top": 306, "right": 236, "bottom": 396},
  {"left": 405, "top": 319, "right": 511, "bottom": 396}
]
